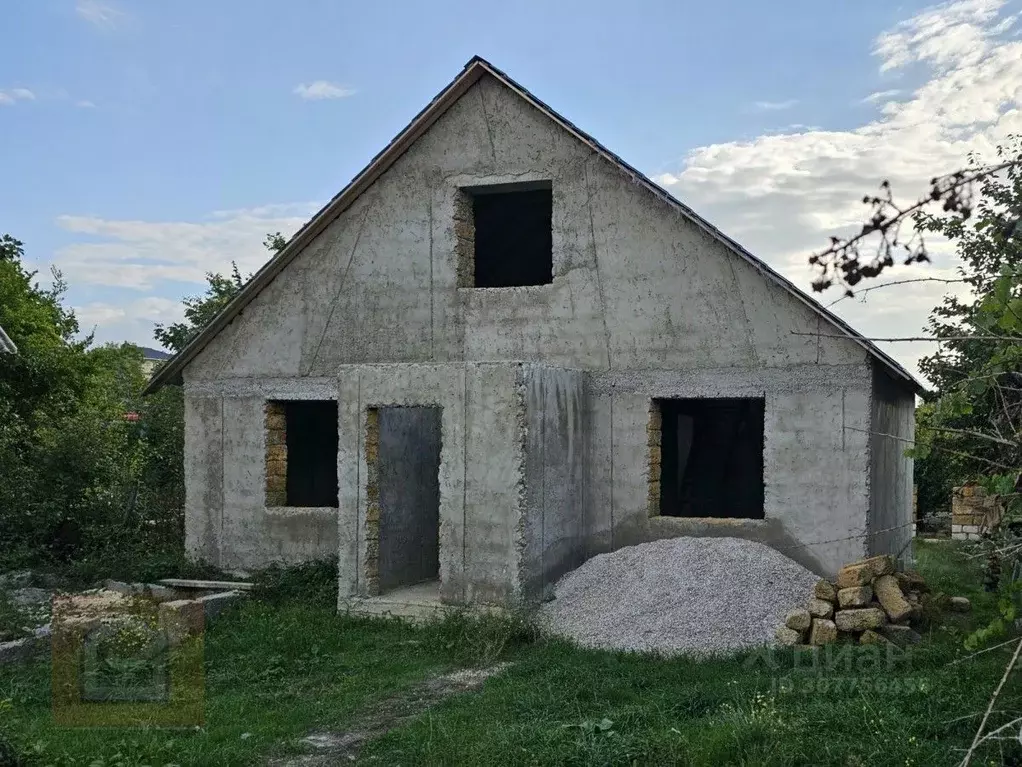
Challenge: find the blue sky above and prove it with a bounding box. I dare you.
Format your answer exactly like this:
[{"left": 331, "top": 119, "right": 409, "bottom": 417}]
[{"left": 3, "top": 0, "right": 1021, "bottom": 374}]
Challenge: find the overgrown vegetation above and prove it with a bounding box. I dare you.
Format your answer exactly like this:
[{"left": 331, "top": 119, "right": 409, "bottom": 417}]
[
  {"left": 0, "top": 233, "right": 283, "bottom": 585},
  {"left": 1, "top": 542, "right": 1016, "bottom": 766}
]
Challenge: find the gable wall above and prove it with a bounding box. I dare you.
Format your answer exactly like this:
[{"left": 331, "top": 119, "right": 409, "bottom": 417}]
[
  {"left": 184, "top": 75, "right": 867, "bottom": 381},
  {"left": 180, "top": 74, "right": 893, "bottom": 578}
]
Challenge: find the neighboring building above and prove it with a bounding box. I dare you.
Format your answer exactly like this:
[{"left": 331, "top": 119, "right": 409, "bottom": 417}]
[
  {"left": 0, "top": 323, "right": 17, "bottom": 355},
  {"left": 146, "top": 57, "right": 921, "bottom": 612},
  {"left": 140, "top": 347, "right": 172, "bottom": 378}
]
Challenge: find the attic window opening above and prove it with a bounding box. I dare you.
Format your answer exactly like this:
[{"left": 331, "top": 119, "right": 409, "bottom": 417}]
[
  {"left": 653, "top": 397, "right": 765, "bottom": 520},
  {"left": 457, "top": 182, "right": 553, "bottom": 288},
  {"left": 265, "top": 400, "right": 339, "bottom": 508}
]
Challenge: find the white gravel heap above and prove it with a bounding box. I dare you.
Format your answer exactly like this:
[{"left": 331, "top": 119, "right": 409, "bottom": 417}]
[{"left": 539, "top": 537, "right": 819, "bottom": 657}]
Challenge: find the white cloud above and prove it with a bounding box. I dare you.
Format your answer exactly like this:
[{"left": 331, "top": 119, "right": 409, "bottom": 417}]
[
  {"left": 653, "top": 0, "right": 1022, "bottom": 380},
  {"left": 75, "top": 297, "right": 182, "bottom": 347},
  {"left": 293, "top": 81, "right": 356, "bottom": 100},
  {"left": 54, "top": 203, "right": 321, "bottom": 291},
  {"left": 76, "top": 100, "right": 96, "bottom": 108},
  {"left": 752, "top": 99, "right": 799, "bottom": 111},
  {"left": 0, "top": 88, "right": 36, "bottom": 106},
  {"left": 862, "top": 89, "right": 902, "bottom": 103},
  {"left": 75, "top": 0, "right": 123, "bottom": 28}
]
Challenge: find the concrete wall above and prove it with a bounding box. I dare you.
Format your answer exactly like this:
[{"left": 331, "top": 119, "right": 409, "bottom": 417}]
[
  {"left": 337, "top": 362, "right": 526, "bottom": 606},
  {"left": 586, "top": 365, "right": 874, "bottom": 578},
  {"left": 184, "top": 73, "right": 868, "bottom": 383},
  {"left": 178, "top": 71, "right": 913, "bottom": 581},
  {"left": 377, "top": 407, "right": 443, "bottom": 591},
  {"left": 521, "top": 366, "right": 587, "bottom": 601},
  {"left": 183, "top": 379, "right": 339, "bottom": 570},
  {"left": 868, "top": 363, "right": 916, "bottom": 567}
]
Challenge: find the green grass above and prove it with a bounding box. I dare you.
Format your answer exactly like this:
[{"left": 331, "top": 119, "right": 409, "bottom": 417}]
[{"left": 2, "top": 541, "right": 1021, "bottom": 766}]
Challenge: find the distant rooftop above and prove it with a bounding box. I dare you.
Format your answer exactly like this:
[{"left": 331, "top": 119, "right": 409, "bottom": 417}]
[{"left": 139, "top": 346, "right": 172, "bottom": 361}]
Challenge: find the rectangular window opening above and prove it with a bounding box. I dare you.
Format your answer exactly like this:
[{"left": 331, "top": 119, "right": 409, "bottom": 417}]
[
  {"left": 265, "top": 400, "right": 338, "bottom": 508},
  {"left": 457, "top": 182, "right": 553, "bottom": 288},
  {"left": 654, "top": 398, "right": 765, "bottom": 520}
]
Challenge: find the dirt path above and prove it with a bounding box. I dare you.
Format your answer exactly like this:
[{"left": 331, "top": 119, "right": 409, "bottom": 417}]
[{"left": 267, "top": 663, "right": 511, "bottom": 765}]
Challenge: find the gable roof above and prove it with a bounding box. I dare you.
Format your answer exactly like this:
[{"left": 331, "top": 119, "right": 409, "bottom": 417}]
[
  {"left": 145, "top": 56, "right": 923, "bottom": 395},
  {"left": 0, "top": 323, "right": 16, "bottom": 355}
]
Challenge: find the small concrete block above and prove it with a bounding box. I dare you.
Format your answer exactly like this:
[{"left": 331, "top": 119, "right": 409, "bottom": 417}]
[
  {"left": 808, "top": 598, "right": 834, "bottom": 619},
  {"left": 265, "top": 412, "right": 286, "bottom": 431},
  {"left": 197, "top": 591, "right": 244, "bottom": 622},
  {"left": 809, "top": 618, "right": 838, "bottom": 645},
  {"left": 775, "top": 626, "right": 803, "bottom": 646},
  {"left": 648, "top": 445, "right": 661, "bottom": 466},
  {"left": 837, "top": 585, "right": 873, "bottom": 609},
  {"left": 158, "top": 578, "right": 254, "bottom": 592},
  {"left": 814, "top": 580, "right": 837, "bottom": 602},
  {"left": 951, "top": 524, "right": 963, "bottom": 533},
  {"left": 859, "top": 629, "right": 889, "bottom": 646},
  {"left": 967, "top": 533, "right": 981, "bottom": 541},
  {"left": 785, "top": 609, "right": 812, "bottom": 632},
  {"left": 159, "top": 600, "right": 205, "bottom": 644},
  {"left": 0, "top": 636, "right": 47, "bottom": 664},
  {"left": 952, "top": 532, "right": 967, "bottom": 540},
  {"left": 834, "top": 607, "right": 886, "bottom": 632},
  {"left": 874, "top": 575, "right": 913, "bottom": 623}
]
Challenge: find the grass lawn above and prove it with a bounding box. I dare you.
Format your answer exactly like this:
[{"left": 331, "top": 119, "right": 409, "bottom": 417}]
[{"left": 2, "top": 541, "right": 1021, "bottom": 766}]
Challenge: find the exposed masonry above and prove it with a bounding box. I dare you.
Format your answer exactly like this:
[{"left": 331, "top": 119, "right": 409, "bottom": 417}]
[
  {"left": 951, "top": 484, "right": 1002, "bottom": 541},
  {"left": 264, "top": 401, "right": 288, "bottom": 507},
  {"left": 364, "top": 408, "right": 381, "bottom": 595},
  {"left": 647, "top": 401, "right": 662, "bottom": 518},
  {"left": 453, "top": 189, "right": 475, "bottom": 288}
]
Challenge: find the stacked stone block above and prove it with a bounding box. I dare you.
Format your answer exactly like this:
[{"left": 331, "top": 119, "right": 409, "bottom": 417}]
[
  {"left": 453, "top": 189, "right": 475, "bottom": 288},
  {"left": 951, "top": 484, "right": 1002, "bottom": 541},
  {"left": 775, "top": 555, "right": 938, "bottom": 648},
  {"left": 264, "top": 402, "right": 287, "bottom": 507},
  {"left": 647, "top": 403, "right": 662, "bottom": 517},
  {"left": 363, "top": 408, "right": 381, "bottom": 596}
]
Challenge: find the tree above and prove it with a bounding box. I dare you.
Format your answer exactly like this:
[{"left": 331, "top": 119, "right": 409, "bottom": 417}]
[
  {"left": 808, "top": 142, "right": 1022, "bottom": 297},
  {"left": 154, "top": 231, "right": 287, "bottom": 353}
]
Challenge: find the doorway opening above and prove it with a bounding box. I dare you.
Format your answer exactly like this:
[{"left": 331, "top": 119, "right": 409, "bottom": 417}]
[{"left": 365, "top": 406, "right": 442, "bottom": 598}]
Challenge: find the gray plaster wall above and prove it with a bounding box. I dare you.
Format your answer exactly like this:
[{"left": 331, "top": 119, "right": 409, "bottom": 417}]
[
  {"left": 586, "top": 364, "right": 873, "bottom": 578},
  {"left": 183, "top": 380, "right": 339, "bottom": 570},
  {"left": 521, "top": 366, "right": 587, "bottom": 601},
  {"left": 337, "top": 363, "right": 525, "bottom": 606},
  {"left": 183, "top": 73, "right": 868, "bottom": 383},
  {"left": 867, "top": 363, "right": 916, "bottom": 567},
  {"left": 178, "top": 71, "right": 912, "bottom": 578},
  {"left": 377, "top": 407, "right": 443, "bottom": 591}
]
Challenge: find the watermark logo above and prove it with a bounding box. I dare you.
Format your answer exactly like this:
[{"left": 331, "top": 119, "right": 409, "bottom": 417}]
[
  {"left": 50, "top": 593, "right": 205, "bottom": 727},
  {"left": 742, "top": 643, "right": 928, "bottom": 697}
]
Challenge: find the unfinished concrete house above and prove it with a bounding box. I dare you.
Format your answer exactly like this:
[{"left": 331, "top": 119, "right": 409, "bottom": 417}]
[{"left": 146, "top": 57, "right": 922, "bottom": 614}]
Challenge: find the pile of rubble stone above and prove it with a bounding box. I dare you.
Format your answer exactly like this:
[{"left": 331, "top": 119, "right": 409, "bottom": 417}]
[{"left": 775, "top": 554, "right": 971, "bottom": 648}]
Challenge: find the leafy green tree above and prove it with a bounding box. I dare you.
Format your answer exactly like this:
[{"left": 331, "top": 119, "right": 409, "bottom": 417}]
[
  {"left": 911, "top": 142, "right": 1022, "bottom": 479},
  {"left": 154, "top": 231, "right": 286, "bottom": 353}
]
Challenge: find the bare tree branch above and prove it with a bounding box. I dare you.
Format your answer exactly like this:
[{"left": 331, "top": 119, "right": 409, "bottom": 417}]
[
  {"left": 809, "top": 159, "right": 1020, "bottom": 295},
  {"left": 920, "top": 425, "right": 1018, "bottom": 448},
  {"left": 842, "top": 426, "right": 1018, "bottom": 470},
  {"left": 961, "top": 638, "right": 1022, "bottom": 766},
  {"left": 825, "top": 277, "right": 968, "bottom": 308}
]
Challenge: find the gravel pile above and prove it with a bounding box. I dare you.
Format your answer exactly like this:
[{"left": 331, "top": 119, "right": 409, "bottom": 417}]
[{"left": 539, "top": 537, "right": 819, "bottom": 657}]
